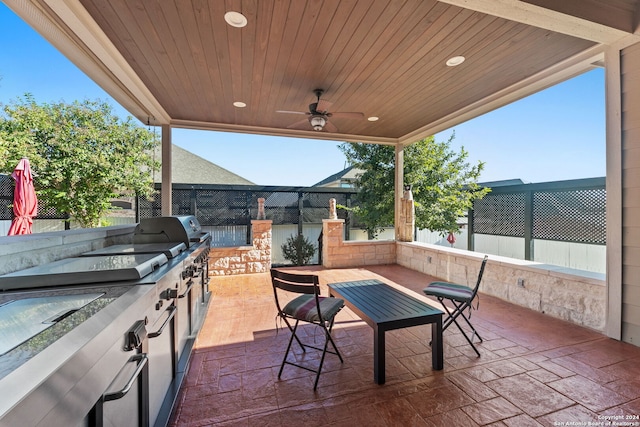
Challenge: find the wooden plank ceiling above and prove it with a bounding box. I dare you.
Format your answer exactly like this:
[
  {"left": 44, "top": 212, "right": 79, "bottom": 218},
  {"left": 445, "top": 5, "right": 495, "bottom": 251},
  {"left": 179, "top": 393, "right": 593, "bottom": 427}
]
[{"left": 21, "top": 0, "right": 640, "bottom": 143}]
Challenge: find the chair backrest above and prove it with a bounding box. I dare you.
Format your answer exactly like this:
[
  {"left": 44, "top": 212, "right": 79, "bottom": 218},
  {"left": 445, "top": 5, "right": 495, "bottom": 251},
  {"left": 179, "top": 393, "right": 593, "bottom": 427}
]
[
  {"left": 271, "top": 269, "right": 320, "bottom": 295},
  {"left": 470, "top": 255, "right": 489, "bottom": 297},
  {"left": 270, "top": 268, "right": 324, "bottom": 321}
]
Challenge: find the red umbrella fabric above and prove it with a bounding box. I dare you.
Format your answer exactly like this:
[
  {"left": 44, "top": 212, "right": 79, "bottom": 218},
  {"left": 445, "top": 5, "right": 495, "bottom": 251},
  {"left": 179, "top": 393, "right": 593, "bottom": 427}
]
[{"left": 7, "top": 158, "right": 38, "bottom": 236}]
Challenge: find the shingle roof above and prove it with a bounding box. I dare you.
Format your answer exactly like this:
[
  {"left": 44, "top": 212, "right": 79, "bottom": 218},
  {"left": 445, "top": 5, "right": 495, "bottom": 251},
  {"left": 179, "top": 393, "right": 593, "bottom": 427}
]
[
  {"left": 153, "top": 145, "right": 254, "bottom": 185},
  {"left": 313, "top": 165, "right": 361, "bottom": 187}
]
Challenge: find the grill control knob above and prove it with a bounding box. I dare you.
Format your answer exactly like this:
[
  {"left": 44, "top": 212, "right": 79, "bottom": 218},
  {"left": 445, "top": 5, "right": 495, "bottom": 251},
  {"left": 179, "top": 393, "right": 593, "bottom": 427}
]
[
  {"left": 162, "top": 288, "right": 179, "bottom": 299},
  {"left": 181, "top": 267, "right": 194, "bottom": 279}
]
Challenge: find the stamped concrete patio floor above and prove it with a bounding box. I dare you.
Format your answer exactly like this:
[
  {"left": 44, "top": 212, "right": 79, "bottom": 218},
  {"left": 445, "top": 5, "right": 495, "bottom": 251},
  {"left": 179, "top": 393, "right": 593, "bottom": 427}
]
[{"left": 169, "top": 264, "right": 640, "bottom": 426}]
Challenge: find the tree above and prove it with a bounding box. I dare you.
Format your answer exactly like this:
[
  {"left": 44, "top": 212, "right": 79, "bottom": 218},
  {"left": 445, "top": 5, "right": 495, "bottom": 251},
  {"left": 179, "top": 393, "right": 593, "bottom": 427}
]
[
  {"left": 0, "top": 94, "right": 159, "bottom": 228},
  {"left": 339, "top": 133, "right": 490, "bottom": 238}
]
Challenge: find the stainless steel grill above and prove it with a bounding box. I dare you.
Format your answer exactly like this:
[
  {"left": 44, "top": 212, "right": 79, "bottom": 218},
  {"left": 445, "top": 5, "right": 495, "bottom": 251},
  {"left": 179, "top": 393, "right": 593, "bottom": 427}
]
[{"left": 0, "top": 215, "right": 212, "bottom": 427}]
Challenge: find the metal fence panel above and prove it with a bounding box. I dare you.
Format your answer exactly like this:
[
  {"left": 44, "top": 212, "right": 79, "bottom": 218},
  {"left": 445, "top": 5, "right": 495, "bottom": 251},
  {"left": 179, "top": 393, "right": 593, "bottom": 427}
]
[
  {"left": 470, "top": 177, "right": 606, "bottom": 247},
  {"left": 141, "top": 184, "right": 356, "bottom": 227},
  {"left": 472, "top": 192, "right": 526, "bottom": 237},
  {"left": 533, "top": 188, "right": 606, "bottom": 244}
]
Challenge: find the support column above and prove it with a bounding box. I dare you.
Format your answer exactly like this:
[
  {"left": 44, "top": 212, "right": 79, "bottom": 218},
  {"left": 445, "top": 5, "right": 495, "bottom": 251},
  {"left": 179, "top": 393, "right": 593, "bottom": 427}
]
[
  {"left": 161, "top": 124, "right": 172, "bottom": 216},
  {"left": 605, "top": 45, "right": 623, "bottom": 340},
  {"left": 394, "top": 144, "right": 404, "bottom": 240}
]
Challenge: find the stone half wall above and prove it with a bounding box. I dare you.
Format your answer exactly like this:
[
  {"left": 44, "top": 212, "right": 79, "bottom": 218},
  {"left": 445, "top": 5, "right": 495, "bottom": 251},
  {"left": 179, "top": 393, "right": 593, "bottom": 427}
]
[
  {"left": 209, "top": 220, "right": 272, "bottom": 275},
  {"left": 396, "top": 241, "right": 607, "bottom": 332},
  {"left": 321, "top": 219, "right": 396, "bottom": 268}
]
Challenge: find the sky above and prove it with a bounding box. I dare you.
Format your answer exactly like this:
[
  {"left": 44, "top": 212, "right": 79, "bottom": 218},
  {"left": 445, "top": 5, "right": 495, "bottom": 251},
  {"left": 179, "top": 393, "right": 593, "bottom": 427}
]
[{"left": 0, "top": 3, "right": 606, "bottom": 187}]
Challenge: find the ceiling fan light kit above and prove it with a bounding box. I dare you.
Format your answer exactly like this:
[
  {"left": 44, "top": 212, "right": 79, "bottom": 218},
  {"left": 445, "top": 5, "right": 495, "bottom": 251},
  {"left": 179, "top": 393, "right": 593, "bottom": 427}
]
[{"left": 310, "top": 116, "right": 326, "bottom": 131}]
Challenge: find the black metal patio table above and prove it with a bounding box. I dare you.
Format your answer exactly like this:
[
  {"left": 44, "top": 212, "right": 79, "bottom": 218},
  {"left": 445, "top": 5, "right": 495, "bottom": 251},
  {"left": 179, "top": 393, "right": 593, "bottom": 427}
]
[{"left": 328, "top": 279, "right": 444, "bottom": 384}]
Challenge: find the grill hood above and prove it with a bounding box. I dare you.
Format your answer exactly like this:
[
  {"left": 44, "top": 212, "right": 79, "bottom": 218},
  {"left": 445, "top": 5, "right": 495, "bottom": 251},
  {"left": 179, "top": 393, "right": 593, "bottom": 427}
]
[{"left": 133, "top": 215, "right": 208, "bottom": 247}]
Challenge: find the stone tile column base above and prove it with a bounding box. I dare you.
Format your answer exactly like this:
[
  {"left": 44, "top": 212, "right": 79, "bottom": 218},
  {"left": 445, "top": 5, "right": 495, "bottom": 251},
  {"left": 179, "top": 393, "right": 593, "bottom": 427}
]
[{"left": 209, "top": 220, "right": 272, "bottom": 275}]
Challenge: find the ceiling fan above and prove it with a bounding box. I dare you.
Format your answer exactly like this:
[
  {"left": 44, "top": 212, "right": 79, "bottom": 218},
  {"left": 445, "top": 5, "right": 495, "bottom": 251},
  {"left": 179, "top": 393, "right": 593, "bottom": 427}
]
[{"left": 277, "top": 89, "right": 364, "bottom": 132}]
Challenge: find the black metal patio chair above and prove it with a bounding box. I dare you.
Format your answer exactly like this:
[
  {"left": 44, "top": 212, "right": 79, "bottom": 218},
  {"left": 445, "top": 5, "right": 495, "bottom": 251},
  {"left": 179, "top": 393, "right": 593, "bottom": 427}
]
[
  {"left": 270, "top": 269, "right": 344, "bottom": 390},
  {"left": 423, "top": 255, "right": 488, "bottom": 357}
]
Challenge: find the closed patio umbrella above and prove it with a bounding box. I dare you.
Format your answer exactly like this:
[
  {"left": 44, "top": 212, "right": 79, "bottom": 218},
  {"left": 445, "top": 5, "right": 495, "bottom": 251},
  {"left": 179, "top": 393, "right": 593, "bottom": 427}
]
[{"left": 7, "top": 158, "right": 38, "bottom": 236}]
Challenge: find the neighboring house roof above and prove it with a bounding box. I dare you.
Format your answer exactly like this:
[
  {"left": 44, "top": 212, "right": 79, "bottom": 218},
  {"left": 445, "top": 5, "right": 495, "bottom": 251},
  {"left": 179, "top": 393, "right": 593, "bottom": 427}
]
[
  {"left": 314, "top": 165, "right": 361, "bottom": 187},
  {"left": 317, "top": 169, "right": 527, "bottom": 190},
  {"left": 154, "top": 144, "right": 254, "bottom": 185},
  {"left": 479, "top": 179, "right": 526, "bottom": 187}
]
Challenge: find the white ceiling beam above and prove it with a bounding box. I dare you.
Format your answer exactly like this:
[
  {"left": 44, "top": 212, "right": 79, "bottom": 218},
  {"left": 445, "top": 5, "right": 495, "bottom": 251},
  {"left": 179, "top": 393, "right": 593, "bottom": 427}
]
[
  {"left": 437, "top": 0, "right": 635, "bottom": 45},
  {"left": 170, "top": 120, "right": 399, "bottom": 146}
]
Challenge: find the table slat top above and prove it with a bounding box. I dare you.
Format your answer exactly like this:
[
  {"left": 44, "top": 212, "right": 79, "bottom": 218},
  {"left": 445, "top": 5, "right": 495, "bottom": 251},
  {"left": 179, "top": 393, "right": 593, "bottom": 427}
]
[{"left": 329, "top": 279, "right": 443, "bottom": 324}]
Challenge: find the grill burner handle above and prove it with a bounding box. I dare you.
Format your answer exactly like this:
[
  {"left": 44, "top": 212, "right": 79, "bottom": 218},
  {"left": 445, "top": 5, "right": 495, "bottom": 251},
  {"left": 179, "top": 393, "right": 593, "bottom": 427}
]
[
  {"left": 103, "top": 353, "right": 149, "bottom": 402},
  {"left": 179, "top": 280, "right": 194, "bottom": 299},
  {"left": 124, "top": 319, "right": 148, "bottom": 351},
  {"left": 149, "top": 305, "right": 177, "bottom": 338}
]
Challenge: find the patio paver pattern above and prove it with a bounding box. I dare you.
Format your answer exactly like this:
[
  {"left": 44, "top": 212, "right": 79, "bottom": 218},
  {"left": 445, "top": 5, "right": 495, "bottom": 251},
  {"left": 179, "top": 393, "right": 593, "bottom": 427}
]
[{"left": 169, "top": 265, "right": 640, "bottom": 426}]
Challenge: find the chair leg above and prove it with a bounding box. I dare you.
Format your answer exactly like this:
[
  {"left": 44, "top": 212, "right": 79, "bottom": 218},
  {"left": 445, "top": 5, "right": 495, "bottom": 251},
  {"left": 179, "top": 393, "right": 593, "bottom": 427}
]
[
  {"left": 450, "top": 301, "right": 483, "bottom": 343},
  {"left": 278, "top": 317, "right": 343, "bottom": 389},
  {"left": 281, "top": 316, "right": 306, "bottom": 351},
  {"left": 326, "top": 317, "right": 344, "bottom": 363},
  {"left": 313, "top": 318, "right": 343, "bottom": 390},
  {"left": 313, "top": 328, "right": 331, "bottom": 390},
  {"left": 278, "top": 320, "right": 300, "bottom": 379},
  {"left": 438, "top": 297, "right": 482, "bottom": 357}
]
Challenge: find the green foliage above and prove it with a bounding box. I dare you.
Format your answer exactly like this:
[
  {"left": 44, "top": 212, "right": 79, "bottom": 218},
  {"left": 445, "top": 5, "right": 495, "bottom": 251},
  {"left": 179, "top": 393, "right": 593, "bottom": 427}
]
[
  {"left": 281, "top": 234, "right": 317, "bottom": 266},
  {"left": 339, "top": 133, "right": 490, "bottom": 238},
  {"left": 0, "top": 94, "right": 159, "bottom": 228}
]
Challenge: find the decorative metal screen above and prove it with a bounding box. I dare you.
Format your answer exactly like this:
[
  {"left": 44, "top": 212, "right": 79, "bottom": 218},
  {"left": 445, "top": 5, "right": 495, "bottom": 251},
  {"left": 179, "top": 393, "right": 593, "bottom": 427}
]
[
  {"left": 0, "top": 174, "right": 68, "bottom": 220},
  {"left": 302, "top": 192, "right": 350, "bottom": 223},
  {"left": 139, "top": 184, "right": 357, "bottom": 227},
  {"left": 533, "top": 188, "right": 606, "bottom": 244},
  {"left": 0, "top": 175, "right": 12, "bottom": 220},
  {"left": 195, "top": 189, "right": 250, "bottom": 226},
  {"left": 470, "top": 178, "right": 606, "bottom": 245},
  {"left": 472, "top": 193, "right": 526, "bottom": 237}
]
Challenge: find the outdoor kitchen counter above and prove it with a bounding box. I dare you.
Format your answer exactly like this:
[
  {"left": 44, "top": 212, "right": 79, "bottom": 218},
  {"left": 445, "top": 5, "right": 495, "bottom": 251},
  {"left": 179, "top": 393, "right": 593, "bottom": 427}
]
[
  {"left": 0, "top": 282, "right": 158, "bottom": 426},
  {"left": 0, "top": 224, "right": 136, "bottom": 275}
]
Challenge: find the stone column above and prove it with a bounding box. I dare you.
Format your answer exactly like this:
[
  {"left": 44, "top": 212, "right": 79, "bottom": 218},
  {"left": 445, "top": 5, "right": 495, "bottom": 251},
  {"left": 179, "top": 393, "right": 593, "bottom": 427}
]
[
  {"left": 398, "top": 185, "right": 414, "bottom": 242},
  {"left": 250, "top": 219, "right": 272, "bottom": 272},
  {"left": 322, "top": 219, "right": 344, "bottom": 268}
]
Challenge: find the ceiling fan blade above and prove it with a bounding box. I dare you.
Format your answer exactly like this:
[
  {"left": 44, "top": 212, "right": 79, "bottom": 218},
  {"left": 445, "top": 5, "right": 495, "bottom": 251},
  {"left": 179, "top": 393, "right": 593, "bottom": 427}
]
[
  {"left": 329, "top": 112, "right": 365, "bottom": 120},
  {"left": 324, "top": 120, "right": 338, "bottom": 133},
  {"left": 276, "top": 110, "right": 309, "bottom": 115},
  {"left": 287, "top": 119, "right": 311, "bottom": 130},
  {"left": 315, "top": 99, "right": 332, "bottom": 114}
]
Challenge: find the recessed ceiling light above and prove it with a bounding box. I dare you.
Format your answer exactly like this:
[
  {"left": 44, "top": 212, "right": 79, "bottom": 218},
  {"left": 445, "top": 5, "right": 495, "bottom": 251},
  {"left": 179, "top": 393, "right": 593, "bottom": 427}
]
[
  {"left": 233, "top": 101, "right": 246, "bottom": 108},
  {"left": 368, "top": 116, "right": 379, "bottom": 122},
  {"left": 224, "top": 11, "right": 247, "bottom": 28},
  {"left": 446, "top": 56, "right": 465, "bottom": 67}
]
